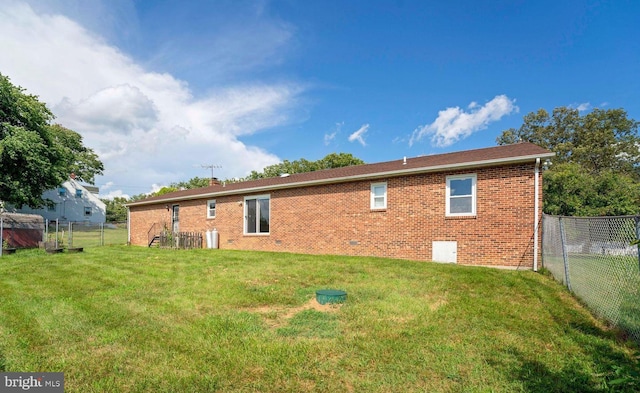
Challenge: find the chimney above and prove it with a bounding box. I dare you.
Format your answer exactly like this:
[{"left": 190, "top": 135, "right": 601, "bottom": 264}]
[{"left": 209, "top": 177, "right": 221, "bottom": 186}]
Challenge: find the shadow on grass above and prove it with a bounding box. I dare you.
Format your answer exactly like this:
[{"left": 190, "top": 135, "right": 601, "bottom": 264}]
[
  {"left": 528, "top": 322, "right": 638, "bottom": 392},
  {"left": 495, "top": 274, "right": 640, "bottom": 392},
  {"left": 516, "top": 357, "right": 602, "bottom": 393}
]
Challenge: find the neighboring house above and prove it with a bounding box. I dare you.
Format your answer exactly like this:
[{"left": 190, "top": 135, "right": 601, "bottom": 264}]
[
  {"left": 15, "top": 175, "right": 106, "bottom": 224},
  {"left": 127, "top": 143, "right": 554, "bottom": 269}
]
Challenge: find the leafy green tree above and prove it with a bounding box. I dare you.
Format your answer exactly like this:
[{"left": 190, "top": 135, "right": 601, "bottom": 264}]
[
  {"left": 129, "top": 193, "right": 152, "bottom": 202},
  {"left": 50, "top": 124, "right": 104, "bottom": 184},
  {"left": 170, "top": 176, "right": 211, "bottom": 189},
  {"left": 103, "top": 197, "right": 128, "bottom": 222},
  {"left": 497, "top": 107, "right": 640, "bottom": 216},
  {"left": 154, "top": 186, "right": 179, "bottom": 196},
  {"left": 127, "top": 153, "right": 365, "bottom": 203},
  {"left": 543, "top": 163, "right": 639, "bottom": 216},
  {"left": 244, "top": 153, "right": 365, "bottom": 180},
  {"left": 0, "top": 73, "right": 103, "bottom": 208},
  {"left": 497, "top": 107, "right": 640, "bottom": 177}
]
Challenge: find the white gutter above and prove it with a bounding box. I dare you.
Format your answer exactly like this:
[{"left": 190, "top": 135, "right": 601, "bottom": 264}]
[
  {"left": 533, "top": 158, "right": 540, "bottom": 271},
  {"left": 127, "top": 152, "right": 555, "bottom": 207}
]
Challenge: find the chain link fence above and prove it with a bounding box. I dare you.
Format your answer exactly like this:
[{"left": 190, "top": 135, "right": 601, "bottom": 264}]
[
  {"left": 1, "top": 214, "right": 128, "bottom": 253},
  {"left": 44, "top": 220, "right": 128, "bottom": 248},
  {"left": 542, "top": 214, "right": 640, "bottom": 343}
]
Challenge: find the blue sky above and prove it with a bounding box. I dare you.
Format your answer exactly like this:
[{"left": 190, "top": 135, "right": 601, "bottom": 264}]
[{"left": 0, "top": 0, "right": 638, "bottom": 198}]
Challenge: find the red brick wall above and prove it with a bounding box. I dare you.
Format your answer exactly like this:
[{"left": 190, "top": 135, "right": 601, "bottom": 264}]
[{"left": 129, "top": 163, "right": 542, "bottom": 268}]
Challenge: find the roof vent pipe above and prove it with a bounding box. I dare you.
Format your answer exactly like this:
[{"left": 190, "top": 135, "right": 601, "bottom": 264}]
[{"left": 403, "top": 157, "right": 407, "bottom": 165}]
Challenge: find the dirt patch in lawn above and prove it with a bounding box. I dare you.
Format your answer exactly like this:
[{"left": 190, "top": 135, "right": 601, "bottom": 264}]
[{"left": 247, "top": 298, "right": 343, "bottom": 328}]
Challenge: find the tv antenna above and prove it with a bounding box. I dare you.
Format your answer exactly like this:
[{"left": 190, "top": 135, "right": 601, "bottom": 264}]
[{"left": 200, "top": 164, "right": 222, "bottom": 179}]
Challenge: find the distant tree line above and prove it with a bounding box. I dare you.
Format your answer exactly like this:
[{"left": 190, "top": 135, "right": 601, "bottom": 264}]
[{"left": 103, "top": 153, "right": 366, "bottom": 222}]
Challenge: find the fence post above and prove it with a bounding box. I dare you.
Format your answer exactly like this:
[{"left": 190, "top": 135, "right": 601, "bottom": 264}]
[
  {"left": 636, "top": 216, "right": 640, "bottom": 271},
  {"left": 69, "top": 222, "right": 73, "bottom": 249},
  {"left": 101, "top": 223, "right": 105, "bottom": 246},
  {"left": 1, "top": 215, "right": 4, "bottom": 257},
  {"left": 55, "top": 219, "right": 59, "bottom": 248},
  {"left": 559, "top": 217, "right": 572, "bottom": 292}
]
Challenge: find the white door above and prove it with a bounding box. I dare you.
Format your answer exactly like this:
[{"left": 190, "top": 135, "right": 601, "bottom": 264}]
[{"left": 172, "top": 205, "right": 179, "bottom": 233}]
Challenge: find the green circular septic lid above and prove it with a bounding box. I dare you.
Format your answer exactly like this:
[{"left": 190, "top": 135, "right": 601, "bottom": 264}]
[{"left": 316, "top": 289, "right": 347, "bottom": 305}]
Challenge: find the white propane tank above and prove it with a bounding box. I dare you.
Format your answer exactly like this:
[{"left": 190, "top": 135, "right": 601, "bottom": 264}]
[
  {"left": 212, "top": 228, "right": 219, "bottom": 249},
  {"left": 205, "top": 230, "right": 211, "bottom": 249}
]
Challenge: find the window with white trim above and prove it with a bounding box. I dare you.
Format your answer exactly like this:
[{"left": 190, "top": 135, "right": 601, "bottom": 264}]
[
  {"left": 370, "top": 182, "right": 387, "bottom": 210},
  {"left": 446, "top": 174, "right": 477, "bottom": 216},
  {"left": 207, "top": 199, "right": 216, "bottom": 218},
  {"left": 244, "top": 194, "right": 270, "bottom": 234}
]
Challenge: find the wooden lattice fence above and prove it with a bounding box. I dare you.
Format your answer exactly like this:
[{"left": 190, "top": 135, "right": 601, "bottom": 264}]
[{"left": 159, "top": 231, "right": 203, "bottom": 249}]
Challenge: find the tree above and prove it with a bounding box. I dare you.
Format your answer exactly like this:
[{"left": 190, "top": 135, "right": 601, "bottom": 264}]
[
  {"left": 0, "top": 73, "right": 104, "bottom": 208},
  {"left": 103, "top": 197, "right": 128, "bottom": 222},
  {"left": 543, "top": 163, "right": 640, "bottom": 216},
  {"left": 497, "top": 107, "right": 640, "bottom": 216},
  {"left": 497, "top": 107, "right": 640, "bottom": 177},
  {"left": 243, "top": 153, "right": 365, "bottom": 180},
  {"left": 126, "top": 153, "right": 365, "bottom": 203},
  {"left": 49, "top": 124, "right": 104, "bottom": 184},
  {"left": 170, "top": 176, "right": 211, "bottom": 190}
]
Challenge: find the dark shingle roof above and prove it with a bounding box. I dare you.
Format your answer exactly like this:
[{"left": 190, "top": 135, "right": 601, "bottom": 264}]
[{"left": 127, "top": 143, "right": 553, "bottom": 206}]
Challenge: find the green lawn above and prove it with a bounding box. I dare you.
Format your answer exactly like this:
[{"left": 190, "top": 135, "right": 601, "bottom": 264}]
[{"left": 1, "top": 247, "right": 638, "bottom": 392}]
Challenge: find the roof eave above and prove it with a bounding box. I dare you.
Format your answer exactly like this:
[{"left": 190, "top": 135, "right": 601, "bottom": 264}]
[{"left": 126, "top": 152, "right": 555, "bottom": 207}]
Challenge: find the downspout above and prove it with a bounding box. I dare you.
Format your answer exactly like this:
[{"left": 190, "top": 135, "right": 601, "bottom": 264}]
[
  {"left": 127, "top": 206, "right": 131, "bottom": 246},
  {"left": 533, "top": 158, "right": 540, "bottom": 271}
]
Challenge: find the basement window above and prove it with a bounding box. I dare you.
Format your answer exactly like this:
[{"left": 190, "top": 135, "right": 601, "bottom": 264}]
[
  {"left": 446, "top": 174, "right": 477, "bottom": 216},
  {"left": 244, "top": 195, "right": 270, "bottom": 235}
]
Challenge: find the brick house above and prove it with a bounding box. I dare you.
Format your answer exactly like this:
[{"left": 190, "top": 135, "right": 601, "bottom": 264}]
[{"left": 126, "top": 143, "right": 554, "bottom": 269}]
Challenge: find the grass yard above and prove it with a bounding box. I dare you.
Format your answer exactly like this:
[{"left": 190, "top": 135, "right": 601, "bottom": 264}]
[{"left": 0, "top": 247, "right": 639, "bottom": 392}]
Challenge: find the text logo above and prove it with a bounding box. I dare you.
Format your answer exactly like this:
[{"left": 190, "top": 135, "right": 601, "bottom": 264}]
[{"left": 0, "top": 373, "right": 64, "bottom": 393}]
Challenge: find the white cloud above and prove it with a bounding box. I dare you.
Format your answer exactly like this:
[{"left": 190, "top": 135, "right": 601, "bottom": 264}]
[
  {"left": 410, "top": 95, "right": 518, "bottom": 147},
  {"left": 56, "top": 84, "right": 159, "bottom": 135},
  {"left": 324, "top": 121, "right": 343, "bottom": 146},
  {"left": 0, "top": 2, "right": 303, "bottom": 196},
  {"left": 573, "top": 102, "right": 591, "bottom": 112},
  {"left": 324, "top": 132, "right": 337, "bottom": 145},
  {"left": 348, "top": 124, "right": 369, "bottom": 147}
]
